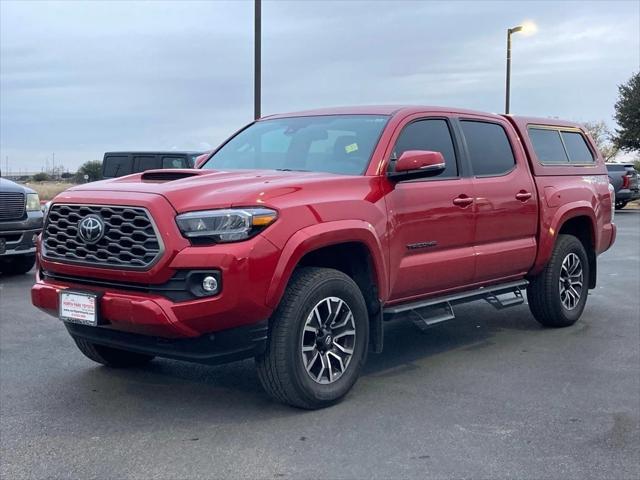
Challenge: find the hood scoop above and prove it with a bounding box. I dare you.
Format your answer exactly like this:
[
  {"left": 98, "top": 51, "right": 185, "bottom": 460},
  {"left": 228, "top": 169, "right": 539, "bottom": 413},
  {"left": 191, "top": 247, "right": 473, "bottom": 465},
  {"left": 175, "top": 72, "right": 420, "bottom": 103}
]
[{"left": 141, "top": 169, "right": 202, "bottom": 182}]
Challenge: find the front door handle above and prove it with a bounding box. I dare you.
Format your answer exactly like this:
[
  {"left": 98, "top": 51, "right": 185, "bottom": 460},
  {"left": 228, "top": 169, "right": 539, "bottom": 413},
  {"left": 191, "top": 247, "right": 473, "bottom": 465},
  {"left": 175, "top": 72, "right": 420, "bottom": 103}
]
[
  {"left": 515, "top": 191, "right": 532, "bottom": 202},
  {"left": 453, "top": 195, "right": 474, "bottom": 207}
]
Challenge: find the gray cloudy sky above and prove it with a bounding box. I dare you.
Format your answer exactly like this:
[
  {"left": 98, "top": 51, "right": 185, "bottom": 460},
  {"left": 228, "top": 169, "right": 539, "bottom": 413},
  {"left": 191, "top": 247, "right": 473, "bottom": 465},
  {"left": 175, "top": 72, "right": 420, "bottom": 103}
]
[{"left": 1, "top": 0, "right": 639, "bottom": 172}]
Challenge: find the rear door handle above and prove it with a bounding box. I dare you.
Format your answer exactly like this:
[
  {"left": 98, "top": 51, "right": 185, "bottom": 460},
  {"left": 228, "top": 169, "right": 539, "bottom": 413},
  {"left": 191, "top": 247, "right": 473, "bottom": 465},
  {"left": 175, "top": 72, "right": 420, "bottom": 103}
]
[
  {"left": 515, "top": 191, "right": 532, "bottom": 202},
  {"left": 453, "top": 195, "right": 474, "bottom": 207}
]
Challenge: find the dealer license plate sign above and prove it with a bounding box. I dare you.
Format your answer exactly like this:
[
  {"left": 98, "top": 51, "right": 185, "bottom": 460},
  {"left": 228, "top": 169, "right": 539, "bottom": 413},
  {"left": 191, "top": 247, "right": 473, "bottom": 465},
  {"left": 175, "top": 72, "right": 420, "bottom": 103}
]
[{"left": 59, "top": 291, "right": 98, "bottom": 326}]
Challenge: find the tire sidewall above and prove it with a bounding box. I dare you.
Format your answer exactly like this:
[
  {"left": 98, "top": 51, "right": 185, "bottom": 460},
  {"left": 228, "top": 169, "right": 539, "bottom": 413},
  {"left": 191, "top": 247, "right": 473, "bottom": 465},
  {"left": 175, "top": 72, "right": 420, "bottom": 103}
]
[{"left": 286, "top": 274, "right": 369, "bottom": 405}]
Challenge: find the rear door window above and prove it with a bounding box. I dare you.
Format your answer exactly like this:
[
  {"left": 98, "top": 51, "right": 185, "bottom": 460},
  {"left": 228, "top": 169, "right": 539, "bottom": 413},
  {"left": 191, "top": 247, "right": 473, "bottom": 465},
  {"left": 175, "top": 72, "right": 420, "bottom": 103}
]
[
  {"left": 528, "top": 128, "right": 568, "bottom": 163},
  {"left": 133, "top": 156, "right": 159, "bottom": 173},
  {"left": 103, "top": 155, "right": 132, "bottom": 177},
  {"left": 460, "top": 121, "right": 516, "bottom": 176},
  {"left": 561, "top": 131, "right": 594, "bottom": 163},
  {"left": 393, "top": 119, "right": 458, "bottom": 178}
]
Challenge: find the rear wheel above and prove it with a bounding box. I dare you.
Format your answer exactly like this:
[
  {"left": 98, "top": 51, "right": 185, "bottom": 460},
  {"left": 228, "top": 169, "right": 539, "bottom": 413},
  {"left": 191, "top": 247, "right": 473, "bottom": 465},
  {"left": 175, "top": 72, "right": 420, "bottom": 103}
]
[
  {"left": 256, "top": 267, "right": 369, "bottom": 409},
  {"left": 527, "top": 234, "right": 590, "bottom": 328},
  {"left": 0, "top": 254, "right": 35, "bottom": 275},
  {"left": 72, "top": 336, "right": 155, "bottom": 368}
]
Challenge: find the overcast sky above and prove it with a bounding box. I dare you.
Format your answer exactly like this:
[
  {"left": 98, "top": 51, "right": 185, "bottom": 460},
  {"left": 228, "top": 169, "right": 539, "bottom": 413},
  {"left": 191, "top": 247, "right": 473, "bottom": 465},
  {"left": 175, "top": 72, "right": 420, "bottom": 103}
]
[{"left": 1, "top": 0, "right": 639, "bottom": 173}]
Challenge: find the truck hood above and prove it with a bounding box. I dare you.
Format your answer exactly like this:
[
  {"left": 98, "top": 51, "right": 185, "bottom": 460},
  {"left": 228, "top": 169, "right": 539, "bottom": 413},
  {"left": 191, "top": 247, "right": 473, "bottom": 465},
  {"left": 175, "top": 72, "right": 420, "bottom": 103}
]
[
  {"left": 65, "top": 169, "right": 355, "bottom": 212},
  {"left": 0, "top": 177, "right": 36, "bottom": 194}
]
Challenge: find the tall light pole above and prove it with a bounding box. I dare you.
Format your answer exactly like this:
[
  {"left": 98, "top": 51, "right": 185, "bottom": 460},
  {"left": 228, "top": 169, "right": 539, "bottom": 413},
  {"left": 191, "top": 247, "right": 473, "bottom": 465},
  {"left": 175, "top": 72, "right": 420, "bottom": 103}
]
[
  {"left": 505, "top": 21, "right": 537, "bottom": 114},
  {"left": 254, "top": 0, "right": 261, "bottom": 120}
]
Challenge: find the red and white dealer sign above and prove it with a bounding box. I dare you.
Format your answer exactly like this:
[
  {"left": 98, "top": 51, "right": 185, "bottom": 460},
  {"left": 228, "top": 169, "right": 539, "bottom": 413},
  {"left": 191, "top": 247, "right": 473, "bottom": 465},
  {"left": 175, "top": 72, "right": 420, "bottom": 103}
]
[{"left": 59, "top": 291, "right": 97, "bottom": 325}]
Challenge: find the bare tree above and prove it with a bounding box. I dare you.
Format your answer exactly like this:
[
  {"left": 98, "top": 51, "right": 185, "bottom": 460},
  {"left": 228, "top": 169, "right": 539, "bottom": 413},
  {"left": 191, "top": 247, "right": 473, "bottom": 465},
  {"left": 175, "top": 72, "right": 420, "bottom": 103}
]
[{"left": 581, "top": 121, "right": 619, "bottom": 161}]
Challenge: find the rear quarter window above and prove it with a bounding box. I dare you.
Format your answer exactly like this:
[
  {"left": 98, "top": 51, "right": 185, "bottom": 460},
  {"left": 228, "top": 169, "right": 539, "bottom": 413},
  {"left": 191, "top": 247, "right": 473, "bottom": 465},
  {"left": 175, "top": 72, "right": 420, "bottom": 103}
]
[
  {"left": 528, "top": 128, "right": 568, "bottom": 164},
  {"left": 561, "top": 131, "right": 594, "bottom": 163},
  {"left": 528, "top": 126, "right": 595, "bottom": 165}
]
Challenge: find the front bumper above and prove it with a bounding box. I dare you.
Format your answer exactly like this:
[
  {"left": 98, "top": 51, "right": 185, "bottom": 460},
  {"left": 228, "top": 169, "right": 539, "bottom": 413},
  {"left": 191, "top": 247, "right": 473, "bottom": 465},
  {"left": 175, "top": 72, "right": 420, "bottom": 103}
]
[
  {"left": 32, "top": 253, "right": 276, "bottom": 338},
  {"left": 616, "top": 188, "right": 640, "bottom": 203},
  {"left": 65, "top": 320, "right": 268, "bottom": 365},
  {"left": 32, "top": 192, "right": 280, "bottom": 339},
  {"left": 0, "top": 228, "right": 40, "bottom": 257}
]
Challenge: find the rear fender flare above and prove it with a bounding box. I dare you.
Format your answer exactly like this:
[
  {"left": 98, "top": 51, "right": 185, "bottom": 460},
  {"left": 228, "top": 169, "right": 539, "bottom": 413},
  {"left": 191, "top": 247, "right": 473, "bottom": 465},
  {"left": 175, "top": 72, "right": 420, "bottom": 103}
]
[{"left": 531, "top": 202, "right": 596, "bottom": 276}]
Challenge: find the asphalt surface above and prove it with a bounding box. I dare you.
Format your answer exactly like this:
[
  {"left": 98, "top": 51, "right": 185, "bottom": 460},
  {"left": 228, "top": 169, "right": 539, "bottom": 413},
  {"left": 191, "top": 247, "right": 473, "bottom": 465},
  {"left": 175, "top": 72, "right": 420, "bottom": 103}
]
[{"left": 1, "top": 211, "right": 639, "bottom": 480}]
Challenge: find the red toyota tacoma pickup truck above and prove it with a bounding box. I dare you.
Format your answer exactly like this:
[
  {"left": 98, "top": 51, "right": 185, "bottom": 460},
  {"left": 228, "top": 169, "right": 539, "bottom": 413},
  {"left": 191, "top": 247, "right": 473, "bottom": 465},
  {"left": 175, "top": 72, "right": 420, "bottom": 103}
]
[{"left": 32, "top": 106, "right": 616, "bottom": 409}]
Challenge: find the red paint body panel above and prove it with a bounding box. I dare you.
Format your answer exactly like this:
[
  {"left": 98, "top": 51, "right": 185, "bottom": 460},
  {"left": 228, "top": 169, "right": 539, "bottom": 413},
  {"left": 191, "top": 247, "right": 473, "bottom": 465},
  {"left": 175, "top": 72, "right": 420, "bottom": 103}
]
[
  {"left": 32, "top": 106, "right": 615, "bottom": 341},
  {"left": 504, "top": 115, "right": 614, "bottom": 274}
]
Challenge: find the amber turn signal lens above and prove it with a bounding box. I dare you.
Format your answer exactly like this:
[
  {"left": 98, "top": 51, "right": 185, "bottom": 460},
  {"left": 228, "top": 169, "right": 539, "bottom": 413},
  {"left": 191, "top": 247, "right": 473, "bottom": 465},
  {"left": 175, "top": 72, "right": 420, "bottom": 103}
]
[{"left": 252, "top": 213, "right": 277, "bottom": 227}]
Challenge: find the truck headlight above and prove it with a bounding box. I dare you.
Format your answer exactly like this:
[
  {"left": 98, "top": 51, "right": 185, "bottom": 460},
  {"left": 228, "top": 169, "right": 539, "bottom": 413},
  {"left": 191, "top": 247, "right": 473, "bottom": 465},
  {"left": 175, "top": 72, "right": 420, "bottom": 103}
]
[
  {"left": 26, "top": 193, "right": 41, "bottom": 211},
  {"left": 176, "top": 207, "right": 277, "bottom": 243}
]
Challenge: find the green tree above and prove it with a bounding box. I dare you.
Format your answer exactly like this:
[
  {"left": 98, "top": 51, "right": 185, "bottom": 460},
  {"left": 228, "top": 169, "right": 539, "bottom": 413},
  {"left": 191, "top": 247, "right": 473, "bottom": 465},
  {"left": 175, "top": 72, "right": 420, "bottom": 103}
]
[
  {"left": 32, "top": 172, "right": 50, "bottom": 182},
  {"left": 75, "top": 160, "right": 103, "bottom": 183},
  {"left": 613, "top": 72, "right": 640, "bottom": 152},
  {"left": 581, "top": 121, "right": 618, "bottom": 161}
]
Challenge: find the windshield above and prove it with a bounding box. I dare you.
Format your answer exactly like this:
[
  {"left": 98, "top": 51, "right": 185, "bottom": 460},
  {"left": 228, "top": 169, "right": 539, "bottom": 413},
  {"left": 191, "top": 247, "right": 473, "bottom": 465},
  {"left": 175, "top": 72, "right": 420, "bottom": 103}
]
[{"left": 202, "top": 115, "right": 389, "bottom": 175}]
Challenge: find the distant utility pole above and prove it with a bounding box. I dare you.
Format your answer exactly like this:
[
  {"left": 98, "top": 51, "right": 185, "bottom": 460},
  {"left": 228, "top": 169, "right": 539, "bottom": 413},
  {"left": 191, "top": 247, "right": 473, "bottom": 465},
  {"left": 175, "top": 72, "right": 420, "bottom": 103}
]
[{"left": 254, "top": 0, "right": 261, "bottom": 120}]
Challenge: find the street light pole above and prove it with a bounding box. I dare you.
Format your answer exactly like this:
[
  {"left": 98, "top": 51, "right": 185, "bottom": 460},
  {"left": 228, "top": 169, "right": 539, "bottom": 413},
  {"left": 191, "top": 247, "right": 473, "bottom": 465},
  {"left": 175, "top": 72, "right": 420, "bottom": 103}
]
[
  {"left": 254, "top": 0, "right": 261, "bottom": 120},
  {"left": 505, "top": 22, "right": 537, "bottom": 114},
  {"left": 505, "top": 25, "right": 522, "bottom": 115}
]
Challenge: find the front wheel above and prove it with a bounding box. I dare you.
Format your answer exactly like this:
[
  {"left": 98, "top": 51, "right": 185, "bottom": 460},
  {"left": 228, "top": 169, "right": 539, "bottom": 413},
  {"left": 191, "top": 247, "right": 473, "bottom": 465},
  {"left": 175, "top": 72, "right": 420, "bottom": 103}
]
[
  {"left": 256, "top": 267, "right": 369, "bottom": 409},
  {"left": 615, "top": 201, "right": 628, "bottom": 210},
  {"left": 527, "top": 234, "right": 590, "bottom": 328}
]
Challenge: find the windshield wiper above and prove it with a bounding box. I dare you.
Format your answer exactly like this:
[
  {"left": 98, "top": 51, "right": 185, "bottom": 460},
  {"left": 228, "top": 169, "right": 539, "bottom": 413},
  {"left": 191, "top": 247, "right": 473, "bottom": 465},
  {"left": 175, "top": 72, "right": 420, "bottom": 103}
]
[{"left": 275, "top": 168, "right": 310, "bottom": 172}]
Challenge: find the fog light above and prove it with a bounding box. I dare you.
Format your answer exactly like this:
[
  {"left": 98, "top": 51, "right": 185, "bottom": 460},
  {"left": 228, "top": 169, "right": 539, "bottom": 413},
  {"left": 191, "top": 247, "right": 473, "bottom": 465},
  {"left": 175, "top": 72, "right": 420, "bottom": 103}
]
[{"left": 202, "top": 275, "right": 219, "bottom": 293}]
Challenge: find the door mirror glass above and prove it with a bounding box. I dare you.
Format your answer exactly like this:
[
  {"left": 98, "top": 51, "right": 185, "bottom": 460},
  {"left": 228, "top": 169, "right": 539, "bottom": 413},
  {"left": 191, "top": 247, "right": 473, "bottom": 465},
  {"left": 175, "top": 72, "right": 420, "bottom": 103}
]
[{"left": 390, "top": 150, "right": 446, "bottom": 179}]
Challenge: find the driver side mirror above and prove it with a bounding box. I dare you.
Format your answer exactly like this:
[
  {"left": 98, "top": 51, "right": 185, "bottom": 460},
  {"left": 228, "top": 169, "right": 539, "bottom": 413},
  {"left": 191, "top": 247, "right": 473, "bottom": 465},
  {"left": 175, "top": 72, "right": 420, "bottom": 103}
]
[
  {"left": 388, "top": 150, "right": 446, "bottom": 180},
  {"left": 194, "top": 152, "right": 211, "bottom": 169}
]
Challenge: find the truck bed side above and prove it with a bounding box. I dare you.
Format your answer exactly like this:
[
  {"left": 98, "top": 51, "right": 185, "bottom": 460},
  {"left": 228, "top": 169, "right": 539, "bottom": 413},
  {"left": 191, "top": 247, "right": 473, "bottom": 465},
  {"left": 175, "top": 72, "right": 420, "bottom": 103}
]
[{"left": 504, "top": 116, "right": 615, "bottom": 281}]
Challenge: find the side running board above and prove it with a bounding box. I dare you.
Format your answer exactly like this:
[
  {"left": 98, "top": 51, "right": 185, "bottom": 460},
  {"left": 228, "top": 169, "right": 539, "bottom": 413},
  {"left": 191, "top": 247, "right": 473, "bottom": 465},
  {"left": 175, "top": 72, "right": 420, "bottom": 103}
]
[{"left": 383, "top": 280, "right": 528, "bottom": 331}]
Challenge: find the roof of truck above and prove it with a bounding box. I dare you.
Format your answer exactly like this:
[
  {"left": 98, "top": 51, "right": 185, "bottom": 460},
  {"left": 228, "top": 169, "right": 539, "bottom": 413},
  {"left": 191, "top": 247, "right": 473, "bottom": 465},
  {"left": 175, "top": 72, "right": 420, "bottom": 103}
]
[
  {"left": 262, "top": 105, "right": 499, "bottom": 119},
  {"left": 262, "top": 106, "right": 583, "bottom": 130},
  {"left": 104, "top": 151, "right": 204, "bottom": 155},
  {"left": 506, "top": 115, "right": 585, "bottom": 130}
]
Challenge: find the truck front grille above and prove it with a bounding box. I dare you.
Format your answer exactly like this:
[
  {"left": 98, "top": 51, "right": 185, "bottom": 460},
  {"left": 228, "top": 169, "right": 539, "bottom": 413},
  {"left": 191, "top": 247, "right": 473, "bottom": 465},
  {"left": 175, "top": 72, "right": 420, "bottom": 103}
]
[
  {"left": 0, "top": 192, "right": 26, "bottom": 220},
  {"left": 43, "top": 204, "right": 163, "bottom": 269}
]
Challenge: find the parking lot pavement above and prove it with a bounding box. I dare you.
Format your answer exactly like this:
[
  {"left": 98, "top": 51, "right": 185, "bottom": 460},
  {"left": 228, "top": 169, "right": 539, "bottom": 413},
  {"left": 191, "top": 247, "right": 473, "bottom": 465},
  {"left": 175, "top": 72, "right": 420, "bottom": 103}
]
[{"left": 1, "top": 211, "right": 638, "bottom": 480}]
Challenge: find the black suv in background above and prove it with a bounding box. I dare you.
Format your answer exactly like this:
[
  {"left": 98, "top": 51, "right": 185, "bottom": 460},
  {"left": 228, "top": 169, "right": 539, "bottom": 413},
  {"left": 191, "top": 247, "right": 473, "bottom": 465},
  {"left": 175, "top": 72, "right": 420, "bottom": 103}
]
[
  {"left": 607, "top": 163, "right": 640, "bottom": 209},
  {"left": 102, "top": 151, "right": 203, "bottom": 179},
  {"left": 0, "top": 177, "right": 43, "bottom": 274}
]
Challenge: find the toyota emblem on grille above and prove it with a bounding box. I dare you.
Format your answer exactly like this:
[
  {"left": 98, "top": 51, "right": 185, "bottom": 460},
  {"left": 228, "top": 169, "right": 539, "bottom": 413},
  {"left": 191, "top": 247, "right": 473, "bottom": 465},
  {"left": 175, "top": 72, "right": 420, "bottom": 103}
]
[{"left": 78, "top": 214, "right": 105, "bottom": 244}]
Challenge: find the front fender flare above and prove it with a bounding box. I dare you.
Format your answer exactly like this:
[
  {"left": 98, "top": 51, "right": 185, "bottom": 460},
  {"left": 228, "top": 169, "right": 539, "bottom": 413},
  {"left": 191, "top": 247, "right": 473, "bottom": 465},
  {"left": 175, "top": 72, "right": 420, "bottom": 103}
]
[{"left": 265, "top": 220, "right": 388, "bottom": 308}]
